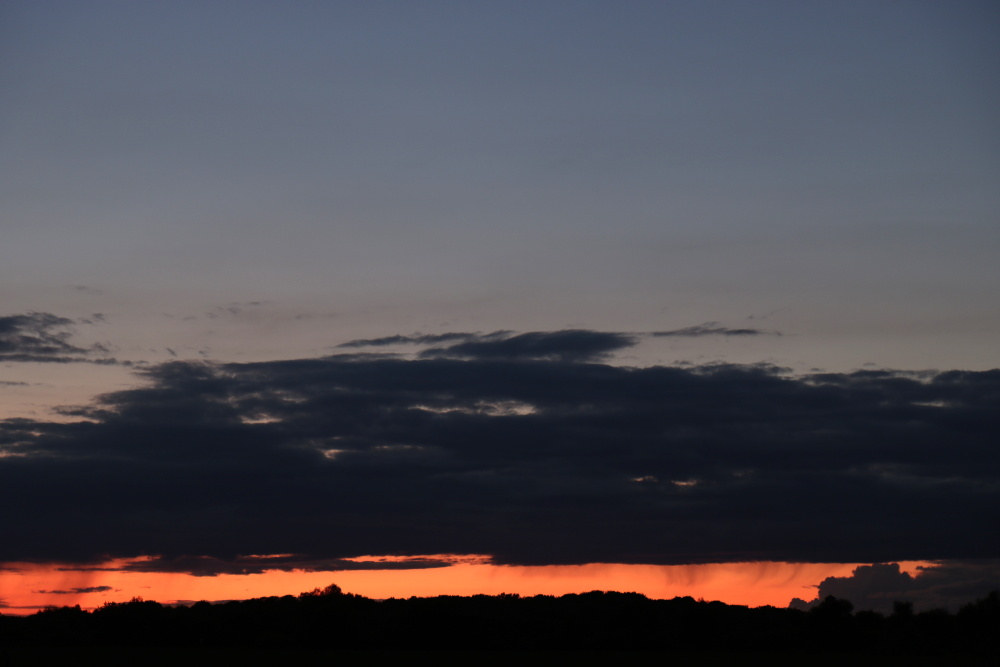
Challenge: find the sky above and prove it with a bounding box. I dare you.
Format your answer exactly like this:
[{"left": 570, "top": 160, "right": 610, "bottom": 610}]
[{"left": 1, "top": 1, "right": 998, "bottom": 614}]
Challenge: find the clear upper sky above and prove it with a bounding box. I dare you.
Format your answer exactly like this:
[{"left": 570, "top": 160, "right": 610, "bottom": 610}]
[{"left": 2, "top": 0, "right": 997, "bottom": 376}]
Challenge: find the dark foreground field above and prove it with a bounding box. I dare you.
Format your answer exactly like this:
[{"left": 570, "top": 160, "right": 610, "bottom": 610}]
[
  {"left": 2, "top": 587, "right": 997, "bottom": 664},
  {"left": 3, "top": 648, "right": 998, "bottom": 667}
]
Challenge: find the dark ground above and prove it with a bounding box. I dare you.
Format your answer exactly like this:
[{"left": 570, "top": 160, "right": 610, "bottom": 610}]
[{"left": 2, "top": 588, "right": 997, "bottom": 664}]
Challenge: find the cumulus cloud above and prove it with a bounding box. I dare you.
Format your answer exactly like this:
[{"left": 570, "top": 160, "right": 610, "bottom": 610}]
[
  {"left": 790, "top": 561, "right": 1000, "bottom": 613},
  {"left": 0, "top": 329, "right": 997, "bottom": 572}
]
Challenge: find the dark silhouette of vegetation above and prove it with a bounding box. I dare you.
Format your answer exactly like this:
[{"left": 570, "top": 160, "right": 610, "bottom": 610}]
[{"left": 0, "top": 587, "right": 997, "bottom": 658}]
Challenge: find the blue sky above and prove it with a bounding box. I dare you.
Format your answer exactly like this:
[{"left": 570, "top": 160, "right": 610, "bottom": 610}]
[{"left": 2, "top": 1, "right": 997, "bottom": 383}]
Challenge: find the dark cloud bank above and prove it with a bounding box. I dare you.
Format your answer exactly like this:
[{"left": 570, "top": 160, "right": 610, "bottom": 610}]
[{"left": 1, "top": 329, "right": 998, "bottom": 586}]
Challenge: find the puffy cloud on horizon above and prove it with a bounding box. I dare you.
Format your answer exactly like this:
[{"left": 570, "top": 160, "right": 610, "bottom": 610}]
[
  {"left": 1, "top": 328, "right": 997, "bottom": 574},
  {"left": 789, "top": 561, "right": 1000, "bottom": 614}
]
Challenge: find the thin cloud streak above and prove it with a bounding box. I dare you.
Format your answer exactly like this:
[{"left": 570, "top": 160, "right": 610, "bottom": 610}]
[
  {"left": 651, "top": 322, "right": 774, "bottom": 337},
  {"left": 419, "top": 330, "right": 638, "bottom": 362},
  {"left": 34, "top": 586, "right": 114, "bottom": 595},
  {"left": 338, "top": 332, "right": 507, "bottom": 348}
]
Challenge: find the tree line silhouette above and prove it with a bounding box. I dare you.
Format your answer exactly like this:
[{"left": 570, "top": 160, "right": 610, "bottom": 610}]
[{"left": 1, "top": 584, "right": 997, "bottom": 656}]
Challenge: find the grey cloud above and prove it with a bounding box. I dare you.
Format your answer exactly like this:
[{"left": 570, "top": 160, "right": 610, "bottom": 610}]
[
  {"left": 339, "top": 329, "right": 633, "bottom": 361},
  {"left": 0, "top": 312, "right": 118, "bottom": 364},
  {"left": 651, "top": 322, "right": 771, "bottom": 337},
  {"left": 34, "top": 586, "right": 114, "bottom": 595},
  {"left": 421, "top": 330, "right": 638, "bottom": 362},
  {"left": 338, "top": 331, "right": 508, "bottom": 348},
  {"left": 107, "top": 555, "right": 454, "bottom": 577},
  {"left": 0, "top": 330, "right": 997, "bottom": 572},
  {"left": 0, "top": 312, "right": 87, "bottom": 361}
]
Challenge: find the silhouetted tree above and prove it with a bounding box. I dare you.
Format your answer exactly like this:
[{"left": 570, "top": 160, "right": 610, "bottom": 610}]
[
  {"left": 3, "top": 587, "right": 998, "bottom": 656},
  {"left": 811, "top": 595, "right": 854, "bottom": 620},
  {"left": 298, "top": 582, "right": 343, "bottom": 598},
  {"left": 892, "top": 600, "right": 914, "bottom": 619}
]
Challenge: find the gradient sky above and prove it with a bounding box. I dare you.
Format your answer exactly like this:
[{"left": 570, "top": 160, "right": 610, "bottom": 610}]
[{"left": 1, "top": 1, "right": 998, "bottom": 613}]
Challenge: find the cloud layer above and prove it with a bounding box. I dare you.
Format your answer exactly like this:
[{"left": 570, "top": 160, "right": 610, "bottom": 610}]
[{"left": 1, "top": 328, "right": 997, "bottom": 572}]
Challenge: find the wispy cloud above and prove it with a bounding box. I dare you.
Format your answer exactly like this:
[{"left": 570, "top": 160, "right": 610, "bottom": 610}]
[
  {"left": 651, "top": 322, "right": 775, "bottom": 337},
  {"left": 34, "top": 586, "right": 114, "bottom": 595},
  {"left": 338, "top": 332, "right": 508, "bottom": 348},
  {"left": 206, "top": 301, "right": 268, "bottom": 319},
  {"left": 340, "top": 330, "right": 635, "bottom": 362},
  {"left": 420, "top": 330, "right": 637, "bottom": 362},
  {"left": 0, "top": 312, "right": 118, "bottom": 364},
  {"left": 113, "top": 555, "right": 453, "bottom": 577}
]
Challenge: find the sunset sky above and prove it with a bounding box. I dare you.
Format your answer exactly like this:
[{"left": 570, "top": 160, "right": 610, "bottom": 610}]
[{"left": 1, "top": 1, "right": 998, "bottom": 614}]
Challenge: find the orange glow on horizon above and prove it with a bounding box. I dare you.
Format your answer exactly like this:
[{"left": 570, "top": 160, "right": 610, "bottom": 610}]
[{"left": 0, "top": 557, "right": 933, "bottom": 615}]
